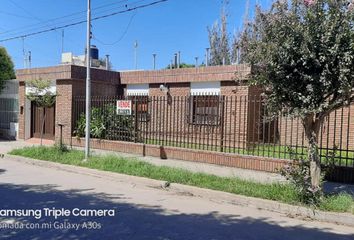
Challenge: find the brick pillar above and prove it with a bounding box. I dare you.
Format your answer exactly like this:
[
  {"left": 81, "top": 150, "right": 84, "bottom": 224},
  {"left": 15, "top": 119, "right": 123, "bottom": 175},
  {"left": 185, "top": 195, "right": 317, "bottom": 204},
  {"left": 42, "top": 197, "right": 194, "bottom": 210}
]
[
  {"left": 55, "top": 80, "right": 73, "bottom": 144},
  {"left": 18, "top": 82, "right": 26, "bottom": 140}
]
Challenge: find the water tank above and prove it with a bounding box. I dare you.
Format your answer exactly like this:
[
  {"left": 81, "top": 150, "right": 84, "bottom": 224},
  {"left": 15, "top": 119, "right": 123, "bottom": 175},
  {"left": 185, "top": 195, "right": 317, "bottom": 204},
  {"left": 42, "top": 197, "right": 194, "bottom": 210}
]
[{"left": 90, "top": 45, "right": 99, "bottom": 60}]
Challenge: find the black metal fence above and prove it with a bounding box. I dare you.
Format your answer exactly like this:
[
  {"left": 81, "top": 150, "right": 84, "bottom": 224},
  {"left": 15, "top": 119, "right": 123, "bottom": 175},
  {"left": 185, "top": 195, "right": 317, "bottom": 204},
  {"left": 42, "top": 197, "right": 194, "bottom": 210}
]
[{"left": 72, "top": 95, "right": 354, "bottom": 169}]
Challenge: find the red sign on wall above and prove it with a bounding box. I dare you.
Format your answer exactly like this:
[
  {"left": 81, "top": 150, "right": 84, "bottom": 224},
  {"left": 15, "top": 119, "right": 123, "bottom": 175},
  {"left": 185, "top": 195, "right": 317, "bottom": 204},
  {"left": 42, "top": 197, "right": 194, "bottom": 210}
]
[{"left": 117, "top": 100, "right": 132, "bottom": 115}]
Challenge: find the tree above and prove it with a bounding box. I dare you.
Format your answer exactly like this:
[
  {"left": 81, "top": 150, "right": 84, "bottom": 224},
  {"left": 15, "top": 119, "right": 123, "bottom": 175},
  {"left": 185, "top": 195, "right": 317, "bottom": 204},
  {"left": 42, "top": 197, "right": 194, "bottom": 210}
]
[
  {"left": 165, "top": 62, "right": 195, "bottom": 69},
  {"left": 242, "top": 0, "right": 354, "bottom": 190},
  {"left": 0, "top": 47, "right": 15, "bottom": 94},
  {"left": 26, "top": 79, "right": 56, "bottom": 145},
  {"left": 207, "top": 1, "right": 231, "bottom": 65}
]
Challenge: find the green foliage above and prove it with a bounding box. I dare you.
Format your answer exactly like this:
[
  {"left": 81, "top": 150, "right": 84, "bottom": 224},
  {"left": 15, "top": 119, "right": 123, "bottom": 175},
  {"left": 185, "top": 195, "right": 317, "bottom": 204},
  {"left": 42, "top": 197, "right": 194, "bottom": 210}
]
[
  {"left": 238, "top": 0, "right": 354, "bottom": 189},
  {"left": 241, "top": 0, "right": 354, "bottom": 117},
  {"left": 0, "top": 47, "right": 15, "bottom": 94},
  {"left": 320, "top": 193, "right": 354, "bottom": 213},
  {"left": 26, "top": 79, "right": 56, "bottom": 108},
  {"left": 279, "top": 150, "right": 324, "bottom": 205},
  {"left": 166, "top": 62, "right": 195, "bottom": 69},
  {"left": 74, "top": 105, "right": 134, "bottom": 140},
  {"left": 279, "top": 147, "right": 342, "bottom": 205}
]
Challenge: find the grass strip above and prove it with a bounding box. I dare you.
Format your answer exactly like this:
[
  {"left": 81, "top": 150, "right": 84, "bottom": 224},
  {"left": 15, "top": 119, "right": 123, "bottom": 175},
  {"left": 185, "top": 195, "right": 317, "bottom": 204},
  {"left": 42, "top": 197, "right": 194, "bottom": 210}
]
[{"left": 9, "top": 146, "right": 354, "bottom": 214}]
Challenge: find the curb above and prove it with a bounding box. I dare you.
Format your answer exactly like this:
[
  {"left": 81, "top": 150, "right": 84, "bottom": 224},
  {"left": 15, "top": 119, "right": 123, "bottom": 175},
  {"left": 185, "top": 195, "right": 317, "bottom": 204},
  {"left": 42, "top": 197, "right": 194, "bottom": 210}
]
[{"left": 4, "top": 154, "right": 354, "bottom": 227}]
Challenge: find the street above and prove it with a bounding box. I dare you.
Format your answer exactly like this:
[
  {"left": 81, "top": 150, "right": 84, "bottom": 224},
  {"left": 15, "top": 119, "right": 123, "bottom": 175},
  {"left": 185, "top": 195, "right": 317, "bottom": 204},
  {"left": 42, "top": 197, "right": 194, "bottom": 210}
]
[{"left": 0, "top": 156, "right": 353, "bottom": 240}]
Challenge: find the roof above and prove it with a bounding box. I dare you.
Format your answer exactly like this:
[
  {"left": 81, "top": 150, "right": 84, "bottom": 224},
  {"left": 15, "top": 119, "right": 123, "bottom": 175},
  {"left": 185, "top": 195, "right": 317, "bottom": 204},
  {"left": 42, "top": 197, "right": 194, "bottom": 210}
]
[
  {"left": 16, "top": 64, "right": 252, "bottom": 85},
  {"left": 119, "top": 64, "right": 251, "bottom": 84}
]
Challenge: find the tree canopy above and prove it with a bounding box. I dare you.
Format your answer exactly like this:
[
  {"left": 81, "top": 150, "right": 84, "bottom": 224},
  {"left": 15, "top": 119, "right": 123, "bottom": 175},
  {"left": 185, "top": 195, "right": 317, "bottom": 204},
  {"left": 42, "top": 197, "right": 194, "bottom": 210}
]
[
  {"left": 239, "top": 0, "right": 354, "bottom": 189},
  {"left": 0, "top": 47, "right": 15, "bottom": 94}
]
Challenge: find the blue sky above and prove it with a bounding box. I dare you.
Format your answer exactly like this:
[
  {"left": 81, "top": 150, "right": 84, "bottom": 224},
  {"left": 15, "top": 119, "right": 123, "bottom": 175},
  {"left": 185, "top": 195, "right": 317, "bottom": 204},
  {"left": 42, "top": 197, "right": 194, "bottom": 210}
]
[{"left": 0, "top": 0, "right": 271, "bottom": 70}]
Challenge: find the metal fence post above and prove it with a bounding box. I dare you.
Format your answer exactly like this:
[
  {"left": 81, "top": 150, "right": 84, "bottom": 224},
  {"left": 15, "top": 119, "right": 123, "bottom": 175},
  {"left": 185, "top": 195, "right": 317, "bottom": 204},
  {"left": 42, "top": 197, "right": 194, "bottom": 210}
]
[
  {"left": 134, "top": 97, "right": 138, "bottom": 143},
  {"left": 220, "top": 96, "right": 225, "bottom": 152}
]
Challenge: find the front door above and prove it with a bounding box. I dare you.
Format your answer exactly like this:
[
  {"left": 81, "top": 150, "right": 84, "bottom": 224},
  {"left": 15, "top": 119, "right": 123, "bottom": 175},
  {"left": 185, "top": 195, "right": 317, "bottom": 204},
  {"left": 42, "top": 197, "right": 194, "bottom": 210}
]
[{"left": 31, "top": 102, "right": 55, "bottom": 140}]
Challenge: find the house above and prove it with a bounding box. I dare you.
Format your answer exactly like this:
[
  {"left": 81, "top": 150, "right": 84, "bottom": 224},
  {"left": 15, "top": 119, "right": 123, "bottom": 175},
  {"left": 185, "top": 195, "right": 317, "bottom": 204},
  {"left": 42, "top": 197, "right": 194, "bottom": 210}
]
[
  {"left": 16, "top": 64, "right": 258, "bottom": 142},
  {"left": 15, "top": 64, "right": 354, "bottom": 183}
]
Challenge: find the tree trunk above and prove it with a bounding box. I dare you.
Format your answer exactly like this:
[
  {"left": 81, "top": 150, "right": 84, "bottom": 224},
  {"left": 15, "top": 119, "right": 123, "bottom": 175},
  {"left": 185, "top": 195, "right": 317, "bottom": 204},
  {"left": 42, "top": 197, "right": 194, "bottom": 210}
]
[
  {"left": 302, "top": 114, "right": 322, "bottom": 189},
  {"left": 40, "top": 108, "right": 46, "bottom": 146}
]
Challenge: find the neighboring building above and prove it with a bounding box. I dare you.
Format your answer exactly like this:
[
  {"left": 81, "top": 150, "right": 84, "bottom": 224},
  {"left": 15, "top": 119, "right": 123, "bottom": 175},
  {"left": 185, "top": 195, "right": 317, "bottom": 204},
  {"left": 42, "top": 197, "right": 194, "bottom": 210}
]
[
  {"left": 0, "top": 79, "right": 19, "bottom": 139},
  {"left": 61, "top": 45, "right": 111, "bottom": 70}
]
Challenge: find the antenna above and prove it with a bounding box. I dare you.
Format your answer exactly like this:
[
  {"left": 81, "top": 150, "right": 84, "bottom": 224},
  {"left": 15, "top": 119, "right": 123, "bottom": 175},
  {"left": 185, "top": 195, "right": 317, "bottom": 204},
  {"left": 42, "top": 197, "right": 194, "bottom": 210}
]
[
  {"left": 205, "top": 48, "right": 210, "bottom": 66},
  {"left": 61, "top": 29, "right": 65, "bottom": 54},
  {"left": 28, "top": 51, "right": 32, "bottom": 68},
  {"left": 22, "top": 37, "right": 26, "bottom": 68},
  {"left": 134, "top": 40, "right": 138, "bottom": 69}
]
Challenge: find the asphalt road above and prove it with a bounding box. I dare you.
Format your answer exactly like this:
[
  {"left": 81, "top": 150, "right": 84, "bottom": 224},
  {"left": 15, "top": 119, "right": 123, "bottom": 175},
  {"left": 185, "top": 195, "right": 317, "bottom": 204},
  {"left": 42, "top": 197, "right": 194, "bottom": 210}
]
[{"left": 0, "top": 155, "right": 353, "bottom": 240}]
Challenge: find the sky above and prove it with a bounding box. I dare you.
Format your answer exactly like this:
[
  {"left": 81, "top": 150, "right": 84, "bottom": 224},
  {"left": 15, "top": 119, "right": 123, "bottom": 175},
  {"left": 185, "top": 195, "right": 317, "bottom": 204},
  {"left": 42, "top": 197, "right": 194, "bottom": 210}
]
[{"left": 0, "top": 0, "right": 271, "bottom": 71}]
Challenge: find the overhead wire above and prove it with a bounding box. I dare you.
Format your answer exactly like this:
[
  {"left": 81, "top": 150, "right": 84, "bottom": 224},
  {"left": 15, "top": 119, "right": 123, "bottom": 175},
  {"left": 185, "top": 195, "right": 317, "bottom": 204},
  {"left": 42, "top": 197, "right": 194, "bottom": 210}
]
[
  {"left": 0, "top": 0, "right": 135, "bottom": 37},
  {"left": 92, "top": 10, "right": 137, "bottom": 46},
  {"left": 0, "top": 0, "right": 168, "bottom": 43}
]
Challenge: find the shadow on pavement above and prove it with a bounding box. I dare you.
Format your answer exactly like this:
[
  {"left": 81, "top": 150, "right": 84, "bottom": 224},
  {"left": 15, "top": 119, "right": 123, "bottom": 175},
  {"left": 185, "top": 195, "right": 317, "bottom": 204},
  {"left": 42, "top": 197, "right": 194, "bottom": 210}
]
[{"left": 0, "top": 183, "right": 352, "bottom": 240}]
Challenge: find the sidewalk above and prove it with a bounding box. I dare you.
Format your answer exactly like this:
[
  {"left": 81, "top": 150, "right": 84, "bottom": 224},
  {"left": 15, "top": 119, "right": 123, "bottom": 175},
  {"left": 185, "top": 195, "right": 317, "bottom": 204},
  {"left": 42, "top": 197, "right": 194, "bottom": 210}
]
[{"left": 1, "top": 139, "right": 353, "bottom": 194}]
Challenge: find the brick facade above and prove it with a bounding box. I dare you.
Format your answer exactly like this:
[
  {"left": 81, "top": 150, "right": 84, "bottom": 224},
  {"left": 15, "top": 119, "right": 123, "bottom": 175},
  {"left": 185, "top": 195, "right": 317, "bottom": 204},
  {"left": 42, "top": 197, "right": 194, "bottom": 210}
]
[
  {"left": 17, "top": 65, "right": 120, "bottom": 141},
  {"left": 15, "top": 64, "right": 354, "bottom": 182}
]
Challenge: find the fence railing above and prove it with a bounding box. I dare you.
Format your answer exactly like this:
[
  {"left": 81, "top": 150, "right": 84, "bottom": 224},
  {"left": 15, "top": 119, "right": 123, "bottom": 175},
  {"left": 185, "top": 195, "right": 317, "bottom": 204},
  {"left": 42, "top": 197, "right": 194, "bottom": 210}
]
[{"left": 72, "top": 95, "right": 354, "bottom": 168}]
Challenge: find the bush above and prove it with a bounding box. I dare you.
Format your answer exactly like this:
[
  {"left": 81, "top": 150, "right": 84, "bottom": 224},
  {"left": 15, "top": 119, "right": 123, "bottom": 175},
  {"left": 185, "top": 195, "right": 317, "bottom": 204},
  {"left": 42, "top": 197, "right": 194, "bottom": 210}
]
[
  {"left": 279, "top": 147, "right": 341, "bottom": 206},
  {"left": 280, "top": 157, "right": 323, "bottom": 205},
  {"left": 74, "top": 105, "right": 135, "bottom": 141}
]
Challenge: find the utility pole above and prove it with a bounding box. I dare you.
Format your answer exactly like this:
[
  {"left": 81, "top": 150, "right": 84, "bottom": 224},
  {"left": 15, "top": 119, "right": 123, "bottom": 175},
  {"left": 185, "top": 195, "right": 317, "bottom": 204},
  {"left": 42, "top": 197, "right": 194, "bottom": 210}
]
[{"left": 84, "top": 0, "right": 91, "bottom": 161}]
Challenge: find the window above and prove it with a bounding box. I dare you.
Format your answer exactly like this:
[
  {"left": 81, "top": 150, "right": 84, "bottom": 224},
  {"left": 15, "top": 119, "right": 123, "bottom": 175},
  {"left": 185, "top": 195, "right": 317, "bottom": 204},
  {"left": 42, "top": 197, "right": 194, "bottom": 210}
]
[
  {"left": 128, "top": 95, "right": 150, "bottom": 122},
  {"left": 189, "top": 81, "right": 222, "bottom": 126},
  {"left": 126, "top": 84, "right": 150, "bottom": 122},
  {"left": 190, "top": 95, "right": 221, "bottom": 125}
]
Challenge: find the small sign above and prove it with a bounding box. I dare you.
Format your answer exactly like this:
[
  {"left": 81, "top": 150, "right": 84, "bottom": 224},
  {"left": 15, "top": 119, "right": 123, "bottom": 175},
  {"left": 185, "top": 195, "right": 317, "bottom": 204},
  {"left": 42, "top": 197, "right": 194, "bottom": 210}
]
[{"left": 117, "top": 100, "right": 132, "bottom": 115}]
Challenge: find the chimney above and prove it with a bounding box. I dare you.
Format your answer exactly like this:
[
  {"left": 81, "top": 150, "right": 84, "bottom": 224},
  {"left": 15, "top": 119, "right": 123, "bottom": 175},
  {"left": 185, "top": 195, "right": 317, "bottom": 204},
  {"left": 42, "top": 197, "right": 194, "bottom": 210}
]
[
  {"left": 205, "top": 48, "right": 210, "bottom": 66},
  {"left": 177, "top": 51, "right": 181, "bottom": 69},
  {"left": 174, "top": 53, "right": 178, "bottom": 69},
  {"left": 152, "top": 53, "right": 157, "bottom": 70},
  {"left": 105, "top": 54, "right": 110, "bottom": 70}
]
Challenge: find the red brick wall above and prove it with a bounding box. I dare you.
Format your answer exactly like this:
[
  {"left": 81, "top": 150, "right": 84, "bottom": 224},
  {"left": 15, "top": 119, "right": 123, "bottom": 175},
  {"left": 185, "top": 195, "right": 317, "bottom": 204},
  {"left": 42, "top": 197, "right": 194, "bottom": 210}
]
[
  {"left": 120, "top": 65, "right": 251, "bottom": 84},
  {"left": 55, "top": 80, "right": 73, "bottom": 142},
  {"left": 70, "top": 138, "right": 289, "bottom": 173},
  {"left": 18, "top": 82, "right": 26, "bottom": 140}
]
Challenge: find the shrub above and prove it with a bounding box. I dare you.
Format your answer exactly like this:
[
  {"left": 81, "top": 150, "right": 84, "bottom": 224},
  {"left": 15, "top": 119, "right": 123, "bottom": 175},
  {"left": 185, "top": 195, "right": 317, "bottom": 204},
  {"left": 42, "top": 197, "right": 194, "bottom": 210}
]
[
  {"left": 279, "top": 147, "right": 340, "bottom": 206},
  {"left": 74, "top": 105, "right": 135, "bottom": 141}
]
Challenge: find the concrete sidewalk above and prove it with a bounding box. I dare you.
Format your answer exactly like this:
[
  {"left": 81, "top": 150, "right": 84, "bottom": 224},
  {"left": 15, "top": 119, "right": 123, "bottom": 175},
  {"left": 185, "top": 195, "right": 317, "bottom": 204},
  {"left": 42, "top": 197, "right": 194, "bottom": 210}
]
[{"left": 1, "top": 139, "right": 353, "bottom": 194}]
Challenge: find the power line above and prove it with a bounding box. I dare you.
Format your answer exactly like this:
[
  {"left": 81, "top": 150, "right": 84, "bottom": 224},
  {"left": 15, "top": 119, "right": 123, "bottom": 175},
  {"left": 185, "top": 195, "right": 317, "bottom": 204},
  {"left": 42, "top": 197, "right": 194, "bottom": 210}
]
[
  {"left": 0, "top": 0, "right": 167, "bottom": 43},
  {"left": 93, "top": 11, "right": 137, "bottom": 45},
  {"left": 0, "top": 0, "right": 134, "bottom": 37}
]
